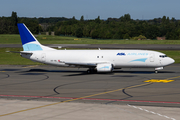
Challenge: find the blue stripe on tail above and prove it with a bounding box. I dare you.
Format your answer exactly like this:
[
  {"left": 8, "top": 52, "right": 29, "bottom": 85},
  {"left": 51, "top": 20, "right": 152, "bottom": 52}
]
[
  {"left": 17, "top": 23, "right": 43, "bottom": 51},
  {"left": 23, "top": 43, "right": 43, "bottom": 51},
  {"left": 17, "top": 23, "right": 36, "bottom": 45}
]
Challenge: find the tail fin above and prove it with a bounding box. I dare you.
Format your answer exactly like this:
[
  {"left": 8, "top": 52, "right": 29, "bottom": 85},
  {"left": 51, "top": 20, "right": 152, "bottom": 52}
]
[{"left": 17, "top": 23, "right": 55, "bottom": 51}]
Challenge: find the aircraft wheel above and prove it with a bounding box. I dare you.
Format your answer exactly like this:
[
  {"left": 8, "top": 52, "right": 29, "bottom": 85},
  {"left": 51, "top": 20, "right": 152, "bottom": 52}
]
[
  {"left": 87, "top": 69, "right": 97, "bottom": 74},
  {"left": 87, "top": 70, "right": 91, "bottom": 74}
]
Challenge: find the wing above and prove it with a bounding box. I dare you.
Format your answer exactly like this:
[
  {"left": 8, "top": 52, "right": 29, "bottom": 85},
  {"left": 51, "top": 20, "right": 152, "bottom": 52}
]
[
  {"left": 64, "top": 62, "right": 110, "bottom": 68},
  {"left": 65, "top": 62, "right": 114, "bottom": 72},
  {"left": 65, "top": 62, "right": 97, "bottom": 68}
]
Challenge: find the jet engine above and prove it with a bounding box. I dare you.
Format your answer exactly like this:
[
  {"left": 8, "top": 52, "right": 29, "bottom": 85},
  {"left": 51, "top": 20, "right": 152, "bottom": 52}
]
[{"left": 96, "top": 63, "right": 113, "bottom": 72}]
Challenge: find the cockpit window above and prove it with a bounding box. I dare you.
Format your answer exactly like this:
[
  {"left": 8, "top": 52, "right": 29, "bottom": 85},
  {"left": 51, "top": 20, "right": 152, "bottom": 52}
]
[{"left": 159, "top": 55, "right": 167, "bottom": 58}]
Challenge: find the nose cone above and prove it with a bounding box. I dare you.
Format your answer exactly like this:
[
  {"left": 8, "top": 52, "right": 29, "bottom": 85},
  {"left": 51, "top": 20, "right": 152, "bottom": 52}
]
[
  {"left": 166, "top": 57, "right": 175, "bottom": 65},
  {"left": 161, "top": 57, "right": 175, "bottom": 66},
  {"left": 170, "top": 58, "right": 175, "bottom": 64}
]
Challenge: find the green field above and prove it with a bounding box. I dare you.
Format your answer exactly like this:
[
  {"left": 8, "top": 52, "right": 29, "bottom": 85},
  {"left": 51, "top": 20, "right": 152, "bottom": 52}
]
[
  {"left": 0, "top": 48, "right": 180, "bottom": 65},
  {"left": 1, "top": 34, "right": 180, "bottom": 44}
]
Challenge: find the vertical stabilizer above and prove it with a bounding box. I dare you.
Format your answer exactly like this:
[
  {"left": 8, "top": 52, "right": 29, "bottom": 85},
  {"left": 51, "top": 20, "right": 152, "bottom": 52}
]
[{"left": 17, "top": 23, "right": 55, "bottom": 51}]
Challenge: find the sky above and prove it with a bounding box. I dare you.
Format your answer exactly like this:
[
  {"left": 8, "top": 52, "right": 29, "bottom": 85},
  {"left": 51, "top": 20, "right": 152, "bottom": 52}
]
[{"left": 0, "top": 0, "right": 180, "bottom": 20}]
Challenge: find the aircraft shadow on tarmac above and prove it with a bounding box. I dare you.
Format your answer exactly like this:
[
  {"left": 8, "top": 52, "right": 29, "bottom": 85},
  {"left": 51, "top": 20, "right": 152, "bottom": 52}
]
[
  {"left": 1, "top": 68, "right": 175, "bottom": 75},
  {"left": 0, "top": 69, "right": 21, "bottom": 71},
  {"left": 14, "top": 68, "right": 175, "bottom": 76}
]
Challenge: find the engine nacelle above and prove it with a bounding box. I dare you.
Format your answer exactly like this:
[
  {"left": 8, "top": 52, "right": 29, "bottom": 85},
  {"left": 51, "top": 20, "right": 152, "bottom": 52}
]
[{"left": 96, "top": 63, "right": 113, "bottom": 72}]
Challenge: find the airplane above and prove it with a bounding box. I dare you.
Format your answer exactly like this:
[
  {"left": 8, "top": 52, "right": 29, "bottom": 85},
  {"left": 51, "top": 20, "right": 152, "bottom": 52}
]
[{"left": 17, "top": 23, "right": 175, "bottom": 73}]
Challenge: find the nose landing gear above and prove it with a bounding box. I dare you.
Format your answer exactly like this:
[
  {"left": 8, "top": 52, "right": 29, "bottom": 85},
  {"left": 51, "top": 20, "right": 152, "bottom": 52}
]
[{"left": 155, "top": 67, "right": 163, "bottom": 73}]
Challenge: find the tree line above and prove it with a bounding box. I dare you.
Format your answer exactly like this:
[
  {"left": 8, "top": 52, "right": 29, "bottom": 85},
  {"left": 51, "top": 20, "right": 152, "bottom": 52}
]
[
  {"left": 1, "top": 11, "right": 180, "bottom": 40},
  {"left": 0, "top": 12, "right": 70, "bottom": 34}
]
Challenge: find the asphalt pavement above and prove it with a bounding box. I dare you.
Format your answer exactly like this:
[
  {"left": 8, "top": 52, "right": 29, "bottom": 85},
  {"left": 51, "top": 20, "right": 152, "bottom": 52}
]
[{"left": 0, "top": 65, "right": 179, "bottom": 120}]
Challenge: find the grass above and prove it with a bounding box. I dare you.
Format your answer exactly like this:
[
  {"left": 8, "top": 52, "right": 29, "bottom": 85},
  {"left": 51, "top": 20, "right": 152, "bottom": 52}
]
[
  {"left": 1, "top": 34, "right": 180, "bottom": 44},
  {"left": 0, "top": 48, "right": 180, "bottom": 65},
  {"left": 0, "top": 34, "right": 21, "bottom": 44}
]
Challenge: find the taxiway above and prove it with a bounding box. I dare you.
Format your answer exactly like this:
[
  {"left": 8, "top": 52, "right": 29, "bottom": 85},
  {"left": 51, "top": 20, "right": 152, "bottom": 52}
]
[{"left": 0, "top": 65, "right": 180, "bottom": 119}]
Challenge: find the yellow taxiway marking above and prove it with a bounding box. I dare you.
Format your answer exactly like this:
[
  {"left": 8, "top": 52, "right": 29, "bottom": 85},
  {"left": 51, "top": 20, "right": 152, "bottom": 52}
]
[
  {"left": 0, "top": 71, "right": 5, "bottom": 72},
  {"left": 144, "top": 79, "right": 174, "bottom": 83},
  {"left": 0, "top": 82, "right": 152, "bottom": 117},
  {"left": 144, "top": 75, "right": 180, "bottom": 83}
]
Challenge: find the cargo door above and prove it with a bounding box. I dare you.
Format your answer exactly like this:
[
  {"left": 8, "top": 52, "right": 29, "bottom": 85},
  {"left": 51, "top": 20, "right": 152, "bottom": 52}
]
[{"left": 150, "top": 53, "right": 154, "bottom": 62}]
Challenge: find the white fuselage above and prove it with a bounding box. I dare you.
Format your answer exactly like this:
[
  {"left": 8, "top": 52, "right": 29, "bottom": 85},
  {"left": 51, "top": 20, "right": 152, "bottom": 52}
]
[
  {"left": 21, "top": 49, "right": 174, "bottom": 69},
  {"left": 17, "top": 23, "right": 175, "bottom": 73}
]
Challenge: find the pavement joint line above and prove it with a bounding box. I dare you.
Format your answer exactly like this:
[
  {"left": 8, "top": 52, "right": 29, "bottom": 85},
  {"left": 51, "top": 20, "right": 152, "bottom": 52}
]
[
  {"left": 22, "top": 65, "right": 38, "bottom": 68},
  {"left": 0, "top": 82, "right": 152, "bottom": 117},
  {"left": 1, "top": 95, "right": 180, "bottom": 104}
]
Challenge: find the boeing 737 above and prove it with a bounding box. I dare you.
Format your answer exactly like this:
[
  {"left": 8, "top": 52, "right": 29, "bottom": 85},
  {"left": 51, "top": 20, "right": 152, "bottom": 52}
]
[{"left": 17, "top": 23, "right": 175, "bottom": 73}]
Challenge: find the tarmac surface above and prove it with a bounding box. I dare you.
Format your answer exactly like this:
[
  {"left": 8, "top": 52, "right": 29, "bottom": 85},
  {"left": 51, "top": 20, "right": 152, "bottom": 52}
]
[
  {"left": 1, "top": 44, "right": 180, "bottom": 50},
  {"left": 0, "top": 65, "right": 180, "bottom": 119}
]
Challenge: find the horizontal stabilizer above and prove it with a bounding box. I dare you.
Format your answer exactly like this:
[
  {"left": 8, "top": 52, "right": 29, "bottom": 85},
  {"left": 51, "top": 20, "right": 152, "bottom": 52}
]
[
  {"left": 6, "top": 51, "right": 21, "bottom": 53},
  {"left": 6, "top": 51, "right": 32, "bottom": 54}
]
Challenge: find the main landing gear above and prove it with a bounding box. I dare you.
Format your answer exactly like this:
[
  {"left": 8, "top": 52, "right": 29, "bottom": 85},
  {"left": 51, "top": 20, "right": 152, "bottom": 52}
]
[{"left": 87, "top": 68, "right": 97, "bottom": 74}]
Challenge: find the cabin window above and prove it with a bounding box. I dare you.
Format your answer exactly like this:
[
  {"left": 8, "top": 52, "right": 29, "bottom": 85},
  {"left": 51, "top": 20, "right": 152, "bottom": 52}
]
[{"left": 97, "top": 56, "right": 99, "bottom": 58}]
